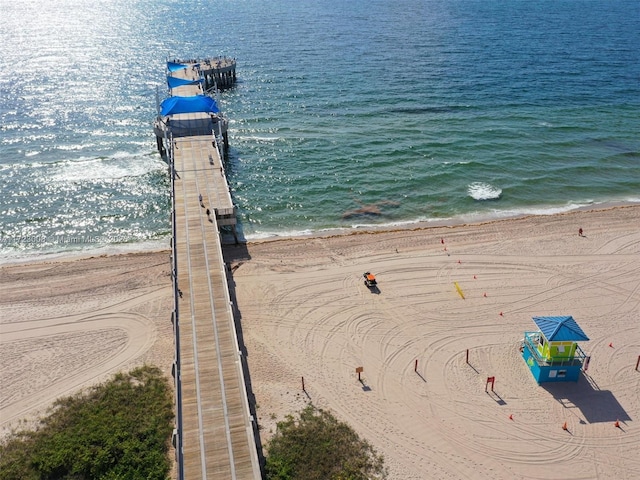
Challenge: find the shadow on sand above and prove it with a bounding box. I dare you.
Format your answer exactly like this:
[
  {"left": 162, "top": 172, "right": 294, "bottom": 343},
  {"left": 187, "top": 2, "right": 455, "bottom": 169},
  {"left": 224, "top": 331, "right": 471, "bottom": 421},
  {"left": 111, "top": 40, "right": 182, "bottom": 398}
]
[
  {"left": 541, "top": 372, "right": 631, "bottom": 424},
  {"left": 221, "top": 242, "right": 264, "bottom": 472}
]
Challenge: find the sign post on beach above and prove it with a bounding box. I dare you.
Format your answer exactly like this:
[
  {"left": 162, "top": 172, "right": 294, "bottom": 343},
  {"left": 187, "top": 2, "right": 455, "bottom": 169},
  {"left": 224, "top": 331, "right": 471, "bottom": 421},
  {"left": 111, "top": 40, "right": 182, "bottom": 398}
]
[
  {"left": 356, "top": 366, "right": 363, "bottom": 381},
  {"left": 485, "top": 376, "right": 495, "bottom": 392}
]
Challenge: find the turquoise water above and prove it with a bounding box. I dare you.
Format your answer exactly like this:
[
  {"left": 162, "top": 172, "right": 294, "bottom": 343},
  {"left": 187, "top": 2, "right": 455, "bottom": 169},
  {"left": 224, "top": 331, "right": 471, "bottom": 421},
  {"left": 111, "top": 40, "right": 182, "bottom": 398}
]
[{"left": 1, "top": 0, "right": 639, "bottom": 259}]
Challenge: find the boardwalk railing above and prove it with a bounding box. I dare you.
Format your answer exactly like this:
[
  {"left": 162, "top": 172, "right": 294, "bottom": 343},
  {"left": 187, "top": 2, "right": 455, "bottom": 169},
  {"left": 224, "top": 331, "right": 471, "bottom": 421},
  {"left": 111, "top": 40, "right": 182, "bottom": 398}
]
[{"left": 169, "top": 135, "right": 185, "bottom": 479}]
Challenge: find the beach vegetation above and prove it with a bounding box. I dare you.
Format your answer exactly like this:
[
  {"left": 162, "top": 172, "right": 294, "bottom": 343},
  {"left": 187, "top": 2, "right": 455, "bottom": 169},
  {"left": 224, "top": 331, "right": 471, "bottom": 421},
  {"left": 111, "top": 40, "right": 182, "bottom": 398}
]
[
  {"left": 0, "top": 365, "right": 174, "bottom": 480},
  {"left": 264, "top": 404, "right": 387, "bottom": 480}
]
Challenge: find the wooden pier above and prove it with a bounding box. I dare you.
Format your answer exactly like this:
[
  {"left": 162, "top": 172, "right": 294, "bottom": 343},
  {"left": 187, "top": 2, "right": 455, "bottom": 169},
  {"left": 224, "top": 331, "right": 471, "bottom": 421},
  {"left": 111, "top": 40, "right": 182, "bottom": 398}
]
[{"left": 160, "top": 61, "right": 261, "bottom": 480}]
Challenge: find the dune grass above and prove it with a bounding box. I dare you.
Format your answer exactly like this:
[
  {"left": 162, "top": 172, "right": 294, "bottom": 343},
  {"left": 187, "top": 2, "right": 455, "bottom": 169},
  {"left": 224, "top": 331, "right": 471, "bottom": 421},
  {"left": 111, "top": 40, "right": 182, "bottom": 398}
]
[
  {"left": 0, "top": 365, "right": 174, "bottom": 480},
  {"left": 265, "top": 404, "right": 387, "bottom": 480}
]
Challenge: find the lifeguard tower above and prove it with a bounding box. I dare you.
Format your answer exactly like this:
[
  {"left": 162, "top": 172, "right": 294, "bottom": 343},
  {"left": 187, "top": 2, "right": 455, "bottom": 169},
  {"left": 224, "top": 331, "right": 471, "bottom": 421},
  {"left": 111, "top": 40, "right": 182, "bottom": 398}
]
[{"left": 521, "top": 316, "right": 589, "bottom": 383}]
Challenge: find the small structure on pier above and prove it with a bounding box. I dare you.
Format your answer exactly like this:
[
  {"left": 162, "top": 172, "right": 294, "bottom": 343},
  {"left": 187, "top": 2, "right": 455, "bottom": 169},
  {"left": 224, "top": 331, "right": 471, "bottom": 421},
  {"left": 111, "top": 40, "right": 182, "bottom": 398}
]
[
  {"left": 199, "top": 57, "right": 237, "bottom": 90},
  {"left": 521, "top": 316, "right": 589, "bottom": 383},
  {"left": 167, "top": 57, "right": 237, "bottom": 90}
]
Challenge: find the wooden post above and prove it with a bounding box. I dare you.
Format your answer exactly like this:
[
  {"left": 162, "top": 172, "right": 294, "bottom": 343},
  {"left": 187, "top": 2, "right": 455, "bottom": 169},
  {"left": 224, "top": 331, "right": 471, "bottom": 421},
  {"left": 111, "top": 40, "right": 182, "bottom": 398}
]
[
  {"left": 583, "top": 356, "right": 591, "bottom": 371},
  {"left": 466, "top": 349, "right": 469, "bottom": 364},
  {"left": 302, "top": 376, "right": 305, "bottom": 392},
  {"left": 636, "top": 355, "right": 640, "bottom": 372},
  {"left": 414, "top": 359, "right": 418, "bottom": 372}
]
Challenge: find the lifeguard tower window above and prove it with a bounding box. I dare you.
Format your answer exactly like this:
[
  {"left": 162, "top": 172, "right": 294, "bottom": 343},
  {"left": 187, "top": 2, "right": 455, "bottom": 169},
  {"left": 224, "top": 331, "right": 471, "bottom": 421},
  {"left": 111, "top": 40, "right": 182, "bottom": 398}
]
[{"left": 558, "top": 370, "right": 567, "bottom": 378}]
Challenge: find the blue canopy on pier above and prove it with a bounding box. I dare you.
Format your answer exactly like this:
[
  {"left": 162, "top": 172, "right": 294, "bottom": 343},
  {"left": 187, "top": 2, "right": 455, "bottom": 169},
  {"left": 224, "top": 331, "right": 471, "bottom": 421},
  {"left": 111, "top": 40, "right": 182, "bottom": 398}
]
[
  {"left": 532, "top": 316, "right": 590, "bottom": 342},
  {"left": 167, "top": 61, "right": 200, "bottom": 72},
  {"left": 167, "top": 61, "right": 188, "bottom": 72},
  {"left": 167, "top": 76, "right": 203, "bottom": 89},
  {"left": 160, "top": 95, "right": 220, "bottom": 116}
]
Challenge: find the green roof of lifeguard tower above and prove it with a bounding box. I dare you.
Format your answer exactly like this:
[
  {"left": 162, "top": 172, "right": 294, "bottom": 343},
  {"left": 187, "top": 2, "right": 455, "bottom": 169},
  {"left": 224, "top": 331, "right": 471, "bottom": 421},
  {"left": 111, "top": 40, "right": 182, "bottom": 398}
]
[{"left": 532, "top": 316, "right": 589, "bottom": 342}]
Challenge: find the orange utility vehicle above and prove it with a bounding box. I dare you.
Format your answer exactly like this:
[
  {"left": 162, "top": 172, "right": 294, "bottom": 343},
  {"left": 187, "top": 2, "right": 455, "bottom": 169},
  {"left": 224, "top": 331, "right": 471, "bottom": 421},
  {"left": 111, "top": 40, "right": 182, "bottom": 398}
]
[{"left": 363, "top": 272, "right": 377, "bottom": 288}]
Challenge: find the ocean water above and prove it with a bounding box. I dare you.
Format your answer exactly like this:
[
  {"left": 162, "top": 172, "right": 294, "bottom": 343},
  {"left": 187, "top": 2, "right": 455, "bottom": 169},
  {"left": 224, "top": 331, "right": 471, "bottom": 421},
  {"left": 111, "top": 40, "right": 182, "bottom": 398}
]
[{"left": 1, "top": 0, "right": 639, "bottom": 261}]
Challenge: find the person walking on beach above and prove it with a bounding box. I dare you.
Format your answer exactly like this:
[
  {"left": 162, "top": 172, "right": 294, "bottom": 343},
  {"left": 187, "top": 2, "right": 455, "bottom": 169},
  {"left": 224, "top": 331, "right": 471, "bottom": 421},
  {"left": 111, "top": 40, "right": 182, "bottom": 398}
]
[
  {"left": 199, "top": 193, "right": 203, "bottom": 207},
  {"left": 206, "top": 208, "right": 211, "bottom": 218},
  {"left": 578, "top": 228, "right": 583, "bottom": 237}
]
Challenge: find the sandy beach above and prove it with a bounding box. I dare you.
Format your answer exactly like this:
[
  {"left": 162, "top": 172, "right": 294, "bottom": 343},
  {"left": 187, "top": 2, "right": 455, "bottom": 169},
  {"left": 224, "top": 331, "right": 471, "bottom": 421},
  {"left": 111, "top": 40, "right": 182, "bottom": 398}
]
[
  {"left": 0, "top": 251, "right": 175, "bottom": 440},
  {"left": 227, "top": 205, "right": 640, "bottom": 480},
  {"left": 2, "top": 206, "right": 639, "bottom": 479}
]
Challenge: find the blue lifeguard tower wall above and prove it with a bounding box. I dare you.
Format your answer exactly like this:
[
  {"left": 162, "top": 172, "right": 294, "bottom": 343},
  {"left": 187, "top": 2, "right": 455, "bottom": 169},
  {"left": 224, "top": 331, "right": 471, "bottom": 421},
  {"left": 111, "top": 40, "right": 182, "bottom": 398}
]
[{"left": 522, "top": 336, "right": 585, "bottom": 382}]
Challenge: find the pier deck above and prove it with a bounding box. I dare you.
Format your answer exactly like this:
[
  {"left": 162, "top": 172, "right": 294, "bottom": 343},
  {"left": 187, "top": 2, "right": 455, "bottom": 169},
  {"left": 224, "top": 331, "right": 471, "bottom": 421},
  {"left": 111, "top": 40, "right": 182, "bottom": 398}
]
[{"left": 167, "top": 62, "right": 260, "bottom": 480}]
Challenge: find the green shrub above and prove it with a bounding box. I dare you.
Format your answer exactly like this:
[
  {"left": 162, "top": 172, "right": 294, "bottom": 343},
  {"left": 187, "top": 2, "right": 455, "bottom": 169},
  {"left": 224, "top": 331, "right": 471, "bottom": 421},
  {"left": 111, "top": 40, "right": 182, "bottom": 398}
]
[
  {"left": 265, "top": 404, "right": 387, "bottom": 480},
  {"left": 0, "top": 365, "right": 174, "bottom": 480}
]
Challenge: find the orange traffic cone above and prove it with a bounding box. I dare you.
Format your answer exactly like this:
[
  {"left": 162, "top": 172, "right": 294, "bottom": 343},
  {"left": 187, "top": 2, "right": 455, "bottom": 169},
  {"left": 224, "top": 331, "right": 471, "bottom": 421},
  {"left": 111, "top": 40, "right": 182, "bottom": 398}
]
[
  {"left": 562, "top": 422, "right": 568, "bottom": 431},
  {"left": 509, "top": 414, "right": 513, "bottom": 420},
  {"left": 499, "top": 311, "right": 504, "bottom": 317},
  {"left": 614, "top": 420, "right": 620, "bottom": 428},
  {"left": 483, "top": 292, "right": 487, "bottom": 297},
  {"left": 609, "top": 342, "right": 613, "bottom": 348},
  {"left": 473, "top": 275, "right": 477, "bottom": 279}
]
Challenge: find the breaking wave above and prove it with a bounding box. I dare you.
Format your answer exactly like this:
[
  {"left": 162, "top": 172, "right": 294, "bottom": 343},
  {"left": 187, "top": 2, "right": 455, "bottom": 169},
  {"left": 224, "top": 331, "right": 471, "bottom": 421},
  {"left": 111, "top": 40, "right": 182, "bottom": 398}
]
[{"left": 467, "top": 182, "right": 502, "bottom": 201}]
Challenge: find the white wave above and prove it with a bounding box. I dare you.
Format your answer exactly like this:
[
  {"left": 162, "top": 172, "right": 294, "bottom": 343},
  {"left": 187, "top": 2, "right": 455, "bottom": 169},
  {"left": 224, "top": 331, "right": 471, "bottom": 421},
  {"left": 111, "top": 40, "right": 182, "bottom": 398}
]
[
  {"left": 47, "top": 153, "right": 166, "bottom": 183},
  {"left": 233, "top": 135, "right": 282, "bottom": 143},
  {"left": 467, "top": 182, "right": 502, "bottom": 201},
  {"left": 243, "top": 228, "right": 315, "bottom": 240},
  {"left": 0, "top": 238, "right": 171, "bottom": 266}
]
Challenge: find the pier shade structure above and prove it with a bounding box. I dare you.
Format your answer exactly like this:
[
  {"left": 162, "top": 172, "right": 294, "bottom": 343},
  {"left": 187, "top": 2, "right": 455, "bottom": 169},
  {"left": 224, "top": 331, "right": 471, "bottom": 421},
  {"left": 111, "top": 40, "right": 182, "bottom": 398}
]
[
  {"left": 158, "top": 59, "right": 261, "bottom": 479},
  {"left": 522, "top": 316, "right": 590, "bottom": 383}
]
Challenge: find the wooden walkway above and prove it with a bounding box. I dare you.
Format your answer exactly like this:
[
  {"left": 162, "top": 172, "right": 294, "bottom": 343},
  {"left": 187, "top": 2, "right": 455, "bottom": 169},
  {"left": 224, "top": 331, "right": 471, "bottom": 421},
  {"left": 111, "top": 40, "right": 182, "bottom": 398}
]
[{"left": 167, "top": 63, "right": 261, "bottom": 480}]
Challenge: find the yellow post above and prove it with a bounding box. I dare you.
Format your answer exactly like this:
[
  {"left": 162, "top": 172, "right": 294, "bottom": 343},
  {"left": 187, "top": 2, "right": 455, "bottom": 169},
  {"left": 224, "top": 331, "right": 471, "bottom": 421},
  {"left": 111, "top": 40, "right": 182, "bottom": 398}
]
[{"left": 454, "top": 282, "right": 465, "bottom": 299}]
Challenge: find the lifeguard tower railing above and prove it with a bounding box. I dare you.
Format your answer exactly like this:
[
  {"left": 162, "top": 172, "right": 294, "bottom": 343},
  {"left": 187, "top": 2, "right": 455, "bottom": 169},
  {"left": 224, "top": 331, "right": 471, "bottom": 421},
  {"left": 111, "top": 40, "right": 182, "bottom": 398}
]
[{"left": 522, "top": 332, "right": 588, "bottom": 368}]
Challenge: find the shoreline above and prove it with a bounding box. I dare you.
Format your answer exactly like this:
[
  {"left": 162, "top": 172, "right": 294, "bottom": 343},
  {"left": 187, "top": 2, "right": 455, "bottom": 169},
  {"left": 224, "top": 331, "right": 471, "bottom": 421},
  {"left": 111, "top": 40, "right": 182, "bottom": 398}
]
[
  {"left": 240, "top": 202, "right": 640, "bottom": 245},
  {"left": 0, "top": 202, "right": 640, "bottom": 268},
  {"left": 2, "top": 204, "right": 638, "bottom": 268},
  {"left": 240, "top": 199, "right": 640, "bottom": 241},
  {"left": 0, "top": 239, "right": 172, "bottom": 267}
]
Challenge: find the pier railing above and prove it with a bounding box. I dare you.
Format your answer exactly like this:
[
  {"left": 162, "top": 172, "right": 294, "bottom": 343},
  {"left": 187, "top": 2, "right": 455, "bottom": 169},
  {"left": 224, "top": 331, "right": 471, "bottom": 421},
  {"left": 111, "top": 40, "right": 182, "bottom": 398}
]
[{"left": 168, "top": 134, "right": 185, "bottom": 479}]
